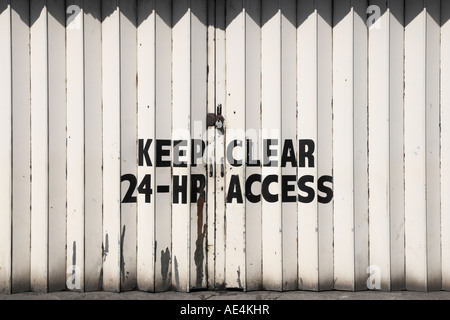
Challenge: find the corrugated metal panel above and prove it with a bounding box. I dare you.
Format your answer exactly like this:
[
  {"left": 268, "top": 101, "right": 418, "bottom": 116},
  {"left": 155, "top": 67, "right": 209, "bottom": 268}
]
[
  {"left": 368, "top": 0, "right": 405, "bottom": 291},
  {"left": 0, "top": 0, "right": 449, "bottom": 293}
]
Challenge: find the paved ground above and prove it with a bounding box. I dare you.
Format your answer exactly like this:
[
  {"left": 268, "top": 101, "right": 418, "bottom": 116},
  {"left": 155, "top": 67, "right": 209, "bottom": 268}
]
[{"left": 1, "top": 290, "right": 450, "bottom": 300}]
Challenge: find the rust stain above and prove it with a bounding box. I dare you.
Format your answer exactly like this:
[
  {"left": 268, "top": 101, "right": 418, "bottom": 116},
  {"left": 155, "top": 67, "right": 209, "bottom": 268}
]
[
  {"left": 194, "top": 180, "right": 206, "bottom": 288},
  {"left": 120, "top": 225, "right": 126, "bottom": 282}
]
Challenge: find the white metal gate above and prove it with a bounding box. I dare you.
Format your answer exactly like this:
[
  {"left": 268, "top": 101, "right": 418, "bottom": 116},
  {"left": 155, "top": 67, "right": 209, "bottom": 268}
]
[{"left": 0, "top": 0, "right": 449, "bottom": 293}]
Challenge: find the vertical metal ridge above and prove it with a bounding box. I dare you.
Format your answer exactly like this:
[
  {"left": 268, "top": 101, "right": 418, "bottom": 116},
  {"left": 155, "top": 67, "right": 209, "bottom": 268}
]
[
  {"left": 424, "top": 0, "right": 429, "bottom": 290},
  {"left": 351, "top": 2, "right": 356, "bottom": 292},
  {"left": 188, "top": 0, "right": 191, "bottom": 293},
  {"left": 387, "top": 1, "right": 392, "bottom": 290},
  {"left": 45, "top": 0, "right": 50, "bottom": 292},
  {"left": 242, "top": 0, "right": 247, "bottom": 292}
]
